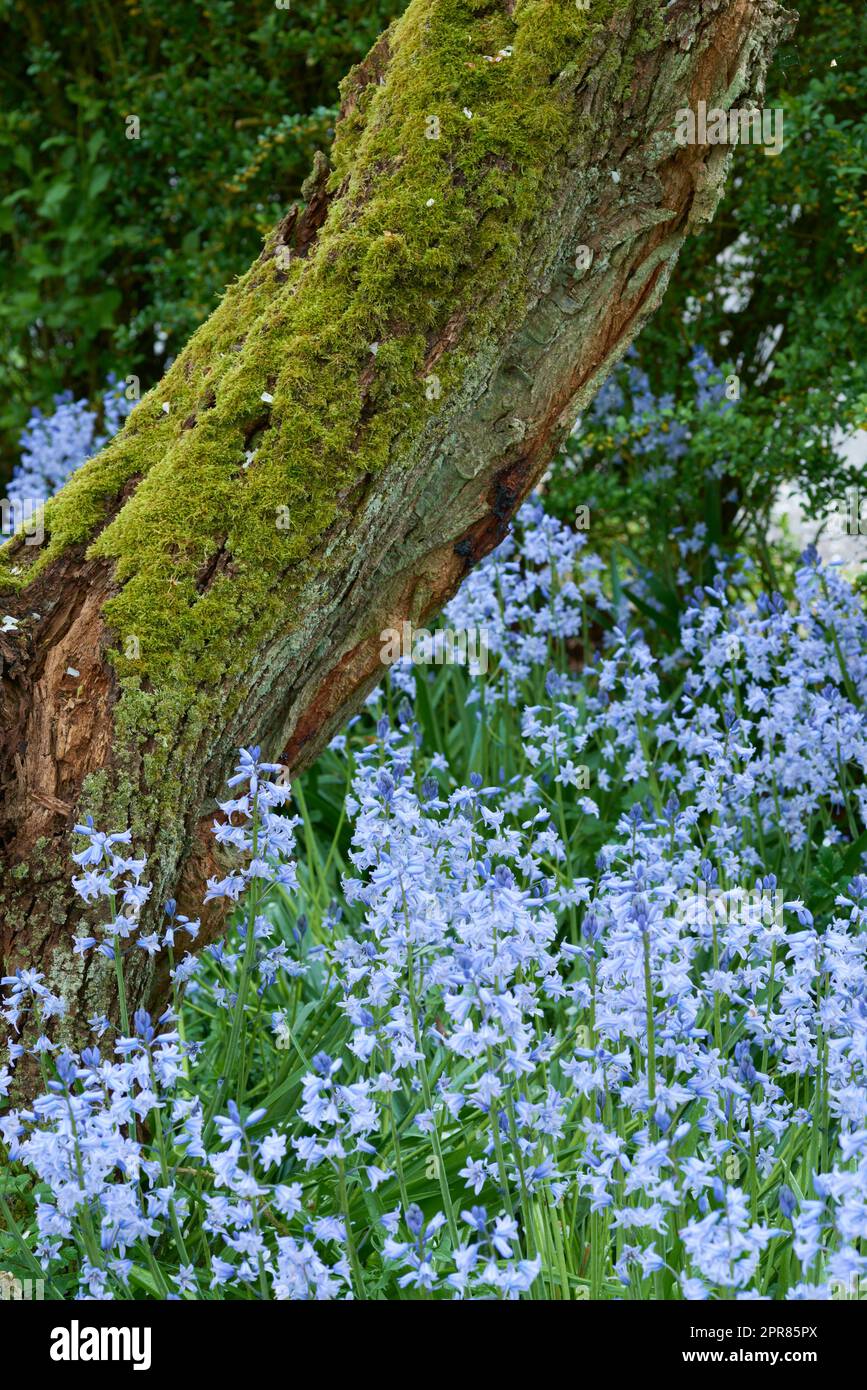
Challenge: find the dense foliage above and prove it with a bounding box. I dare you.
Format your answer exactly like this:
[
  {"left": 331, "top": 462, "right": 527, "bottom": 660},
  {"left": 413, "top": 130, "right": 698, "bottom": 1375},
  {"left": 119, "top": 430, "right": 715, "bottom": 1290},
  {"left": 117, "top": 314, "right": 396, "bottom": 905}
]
[{"left": 0, "top": 0, "right": 403, "bottom": 484}]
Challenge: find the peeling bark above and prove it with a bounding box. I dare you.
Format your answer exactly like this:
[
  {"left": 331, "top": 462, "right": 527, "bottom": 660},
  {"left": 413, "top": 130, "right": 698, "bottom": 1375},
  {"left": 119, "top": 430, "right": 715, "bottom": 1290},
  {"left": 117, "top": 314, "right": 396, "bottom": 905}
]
[{"left": 0, "top": 0, "right": 794, "bottom": 1043}]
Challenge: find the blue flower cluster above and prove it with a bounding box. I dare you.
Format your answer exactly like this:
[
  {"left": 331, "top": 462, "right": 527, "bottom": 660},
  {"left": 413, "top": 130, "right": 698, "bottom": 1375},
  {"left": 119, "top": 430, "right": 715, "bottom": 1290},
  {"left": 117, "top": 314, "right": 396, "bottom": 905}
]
[
  {"left": 2, "top": 501, "right": 867, "bottom": 1300},
  {"left": 7, "top": 377, "right": 133, "bottom": 505}
]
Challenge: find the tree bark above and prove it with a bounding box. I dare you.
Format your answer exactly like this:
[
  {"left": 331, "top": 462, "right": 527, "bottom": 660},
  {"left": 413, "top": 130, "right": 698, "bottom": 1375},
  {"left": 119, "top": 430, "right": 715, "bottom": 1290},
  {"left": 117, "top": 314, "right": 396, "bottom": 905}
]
[{"left": 0, "top": 0, "right": 792, "bottom": 1035}]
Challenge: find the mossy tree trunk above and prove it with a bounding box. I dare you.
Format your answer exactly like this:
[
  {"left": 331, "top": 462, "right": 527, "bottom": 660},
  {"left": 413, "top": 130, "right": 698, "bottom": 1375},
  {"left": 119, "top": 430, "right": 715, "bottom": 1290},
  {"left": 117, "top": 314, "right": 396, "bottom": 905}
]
[{"left": 0, "top": 0, "right": 791, "bottom": 1035}]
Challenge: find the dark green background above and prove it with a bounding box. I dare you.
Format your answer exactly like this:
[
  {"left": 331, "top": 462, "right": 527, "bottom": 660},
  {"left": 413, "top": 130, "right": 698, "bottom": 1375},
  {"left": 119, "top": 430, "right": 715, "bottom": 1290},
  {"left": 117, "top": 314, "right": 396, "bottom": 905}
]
[{"left": 1, "top": 0, "right": 864, "bottom": 520}]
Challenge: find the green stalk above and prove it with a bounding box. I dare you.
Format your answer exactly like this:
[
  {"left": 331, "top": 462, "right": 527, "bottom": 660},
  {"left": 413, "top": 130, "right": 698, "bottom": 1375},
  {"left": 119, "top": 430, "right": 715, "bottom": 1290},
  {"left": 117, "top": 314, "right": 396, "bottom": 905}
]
[
  {"left": 642, "top": 929, "right": 657, "bottom": 1112},
  {"left": 337, "top": 1159, "right": 366, "bottom": 1298},
  {"left": 206, "top": 790, "right": 261, "bottom": 1131},
  {"left": 401, "top": 890, "right": 459, "bottom": 1246},
  {"left": 108, "top": 890, "right": 130, "bottom": 1037},
  {"left": 147, "top": 1055, "right": 191, "bottom": 1266}
]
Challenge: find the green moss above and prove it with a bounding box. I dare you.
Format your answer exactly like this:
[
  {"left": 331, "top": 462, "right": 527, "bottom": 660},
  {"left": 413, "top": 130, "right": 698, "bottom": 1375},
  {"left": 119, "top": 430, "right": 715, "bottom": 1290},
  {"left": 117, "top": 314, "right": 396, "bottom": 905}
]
[{"left": 0, "top": 0, "right": 655, "bottom": 816}]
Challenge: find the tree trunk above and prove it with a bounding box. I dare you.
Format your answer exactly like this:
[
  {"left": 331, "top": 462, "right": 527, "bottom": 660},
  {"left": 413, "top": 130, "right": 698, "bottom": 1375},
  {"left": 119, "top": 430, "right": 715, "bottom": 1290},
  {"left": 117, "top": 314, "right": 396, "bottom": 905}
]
[{"left": 0, "top": 0, "right": 791, "bottom": 1035}]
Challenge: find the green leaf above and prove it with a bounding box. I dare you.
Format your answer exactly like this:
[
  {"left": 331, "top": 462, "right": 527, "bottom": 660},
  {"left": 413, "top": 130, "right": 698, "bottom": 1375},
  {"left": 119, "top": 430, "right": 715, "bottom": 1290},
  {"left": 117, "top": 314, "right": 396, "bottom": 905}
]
[{"left": 37, "top": 181, "right": 72, "bottom": 217}]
